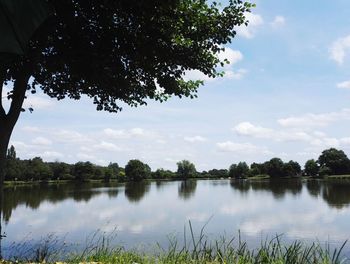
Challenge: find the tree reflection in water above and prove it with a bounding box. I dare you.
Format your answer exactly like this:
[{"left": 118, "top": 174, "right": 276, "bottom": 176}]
[
  {"left": 178, "top": 180, "right": 197, "bottom": 200},
  {"left": 124, "top": 181, "right": 150, "bottom": 203},
  {"left": 306, "top": 179, "right": 350, "bottom": 209},
  {"left": 230, "top": 179, "right": 303, "bottom": 199}
]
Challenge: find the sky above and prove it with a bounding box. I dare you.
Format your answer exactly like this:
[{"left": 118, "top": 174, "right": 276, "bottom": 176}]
[{"left": 4, "top": 0, "right": 350, "bottom": 171}]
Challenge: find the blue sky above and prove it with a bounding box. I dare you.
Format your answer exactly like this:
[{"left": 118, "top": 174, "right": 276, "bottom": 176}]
[{"left": 5, "top": 0, "right": 350, "bottom": 171}]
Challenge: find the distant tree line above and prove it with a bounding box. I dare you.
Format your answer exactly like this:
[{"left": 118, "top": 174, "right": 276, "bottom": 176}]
[{"left": 3, "top": 146, "right": 350, "bottom": 182}]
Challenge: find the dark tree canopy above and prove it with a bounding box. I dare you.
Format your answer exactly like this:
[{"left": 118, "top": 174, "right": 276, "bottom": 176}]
[
  {"left": 318, "top": 148, "right": 350, "bottom": 175},
  {"left": 0, "top": 0, "right": 253, "bottom": 184},
  {"left": 3, "top": 0, "right": 253, "bottom": 112},
  {"left": 177, "top": 160, "right": 197, "bottom": 178}
]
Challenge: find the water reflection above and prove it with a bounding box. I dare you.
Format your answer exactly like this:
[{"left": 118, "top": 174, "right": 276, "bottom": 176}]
[
  {"left": 306, "top": 180, "right": 350, "bottom": 209},
  {"left": 230, "top": 179, "right": 302, "bottom": 199},
  {"left": 124, "top": 181, "right": 150, "bottom": 203},
  {"left": 178, "top": 180, "right": 197, "bottom": 200},
  {"left": 1, "top": 179, "right": 350, "bottom": 258}
]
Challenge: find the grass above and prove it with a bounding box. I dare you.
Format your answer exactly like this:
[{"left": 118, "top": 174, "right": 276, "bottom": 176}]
[
  {"left": 67, "top": 237, "right": 349, "bottom": 264},
  {"left": 247, "top": 174, "right": 270, "bottom": 180},
  {"left": 4, "top": 224, "right": 349, "bottom": 264}
]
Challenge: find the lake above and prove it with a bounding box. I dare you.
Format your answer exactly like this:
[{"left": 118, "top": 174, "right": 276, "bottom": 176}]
[{"left": 1, "top": 179, "right": 350, "bottom": 258}]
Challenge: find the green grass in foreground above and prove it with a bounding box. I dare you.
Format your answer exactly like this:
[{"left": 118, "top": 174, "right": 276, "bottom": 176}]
[
  {"left": 66, "top": 240, "right": 348, "bottom": 264},
  {"left": 9, "top": 231, "right": 348, "bottom": 264}
]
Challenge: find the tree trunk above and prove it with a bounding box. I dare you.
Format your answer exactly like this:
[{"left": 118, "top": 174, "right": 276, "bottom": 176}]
[{"left": 0, "top": 64, "right": 30, "bottom": 260}]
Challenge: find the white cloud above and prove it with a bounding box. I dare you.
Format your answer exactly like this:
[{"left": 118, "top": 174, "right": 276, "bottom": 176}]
[
  {"left": 21, "top": 126, "right": 40, "bottom": 133},
  {"left": 234, "top": 122, "right": 274, "bottom": 138},
  {"left": 103, "top": 128, "right": 127, "bottom": 139},
  {"left": 216, "top": 141, "right": 271, "bottom": 155},
  {"left": 23, "top": 96, "right": 55, "bottom": 110},
  {"left": 270, "top": 15, "right": 285, "bottom": 28},
  {"left": 93, "top": 141, "right": 122, "bottom": 152},
  {"left": 237, "top": 13, "right": 264, "bottom": 39},
  {"left": 54, "top": 130, "right": 92, "bottom": 143},
  {"left": 224, "top": 69, "right": 247, "bottom": 80},
  {"left": 330, "top": 35, "right": 350, "bottom": 65},
  {"left": 337, "top": 80, "right": 350, "bottom": 89},
  {"left": 77, "top": 153, "right": 96, "bottom": 161},
  {"left": 233, "top": 122, "right": 311, "bottom": 142},
  {"left": 41, "top": 151, "right": 64, "bottom": 159},
  {"left": 184, "top": 47, "right": 245, "bottom": 82},
  {"left": 218, "top": 48, "right": 243, "bottom": 67},
  {"left": 130, "top": 128, "right": 145, "bottom": 136},
  {"left": 32, "top": 137, "right": 52, "bottom": 146},
  {"left": 278, "top": 109, "right": 350, "bottom": 128},
  {"left": 104, "top": 128, "right": 148, "bottom": 139},
  {"left": 184, "top": 136, "right": 207, "bottom": 143}
]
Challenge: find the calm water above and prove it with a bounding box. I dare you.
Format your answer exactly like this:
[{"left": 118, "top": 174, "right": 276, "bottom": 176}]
[{"left": 1, "top": 179, "right": 350, "bottom": 257}]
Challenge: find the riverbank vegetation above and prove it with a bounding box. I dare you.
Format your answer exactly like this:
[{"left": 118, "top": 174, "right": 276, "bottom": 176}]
[
  {"left": 4, "top": 146, "right": 350, "bottom": 183},
  {"left": 5, "top": 231, "right": 348, "bottom": 263}
]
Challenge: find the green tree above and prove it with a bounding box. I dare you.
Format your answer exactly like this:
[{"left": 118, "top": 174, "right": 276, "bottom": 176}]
[
  {"left": 24, "top": 157, "right": 53, "bottom": 181},
  {"left": 229, "top": 162, "right": 249, "bottom": 179},
  {"left": 0, "top": 1, "right": 253, "bottom": 184},
  {"left": 108, "top": 163, "right": 120, "bottom": 179},
  {"left": 265, "top": 158, "right": 284, "bottom": 178},
  {"left": 153, "top": 168, "right": 175, "bottom": 179},
  {"left": 125, "top": 160, "right": 151, "bottom": 181},
  {"left": 318, "top": 148, "right": 350, "bottom": 175},
  {"left": 283, "top": 160, "right": 301, "bottom": 177},
  {"left": 304, "top": 159, "right": 319, "bottom": 177},
  {"left": 207, "top": 169, "right": 228, "bottom": 178},
  {"left": 6, "top": 145, "right": 16, "bottom": 159},
  {"left": 49, "top": 161, "right": 73, "bottom": 180},
  {"left": 177, "top": 160, "right": 197, "bottom": 179},
  {"left": 73, "top": 161, "right": 94, "bottom": 181}
]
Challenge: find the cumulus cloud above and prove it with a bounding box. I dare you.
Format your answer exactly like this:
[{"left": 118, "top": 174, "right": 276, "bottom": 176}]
[
  {"left": 184, "top": 47, "right": 245, "bottom": 82},
  {"left": 270, "top": 15, "right": 285, "bottom": 28},
  {"left": 103, "top": 127, "right": 148, "bottom": 139},
  {"left": 93, "top": 141, "right": 123, "bottom": 152},
  {"left": 330, "top": 35, "right": 350, "bottom": 65},
  {"left": 278, "top": 109, "right": 350, "bottom": 128},
  {"left": 32, "top": 137, "right": 52, "bottom": 146},
  {"left": 224, "top": 69, "right": 247, "bottom": 80},
  {"left": 218, "top": 48, "right": 243, "bottom": 67},
  {"left": 41, "top": 151, "right": 64, "bottom": 159},
  {"left": 337, "top": 80, "right": 350, "bottom": 89},
  {"left": 236, "top": 13, "right": 264, "bottom": 39},
  {"left": 184, "top": 136, "right": 207, "bottom": 143},
  {"left": 54, "top": 130, "right": 92, "bottom": 143},
  {"left": 216, "top": 141, "right": 272, "bottom": 155},
  {"left": 233, "top": 122, "right": 311, "bottom": 142}
]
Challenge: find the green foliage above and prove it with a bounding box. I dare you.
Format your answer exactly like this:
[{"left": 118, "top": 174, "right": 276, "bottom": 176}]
[
  {"left": 73, "top": 161, "right": 95, "bottom": 181},
  {"left": 265, "top": 158, "right": 285, "bottom": 178},
  {"left": 6, "top": 145, "right": 16, "bottom": 159},
  {"left": 153, "top": 168, "right": 175, "bottom": 179},
  {"left": 229, "top": 162, "right": 249, "bottom": 179},
  {"left": 207, "top": 169, "right": 228, "bottom": 178},
  {"left": 318, "top": 148, "right": 350, "bottom": 175},
  {"left": 319, "top": 165, "right": 332, "bottom": 177},
  {"left": 49, "top": 161, "right": 73, "bottom": 180},
  {"left": 283, "top": 160, "right": 301, "bottom": 177},
  {"left": 3, "top": 0, "right": 254, "bottom": 112},
  {"left": 177, "top": 160, "right": 197, "bottom": 179},
  {"left": 125, "top": 159, "right": 151, "bottom": 181},
  {"left": 304, "top": 159, "right": 319, "bottom": 177}
]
